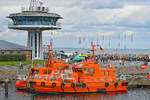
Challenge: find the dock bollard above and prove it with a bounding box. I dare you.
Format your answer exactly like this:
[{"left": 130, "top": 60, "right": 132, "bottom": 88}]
[{"left": 4, "top": 78, "right": 9, "bottom": 97}]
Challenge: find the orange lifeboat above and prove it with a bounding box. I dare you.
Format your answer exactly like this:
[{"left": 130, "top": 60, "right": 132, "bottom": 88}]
[
  {"left": 15, "top": 42, "right": 69, "bottom": 90},
  {"left": 25, "top": 42, "right": 127, "bottom": 93}
]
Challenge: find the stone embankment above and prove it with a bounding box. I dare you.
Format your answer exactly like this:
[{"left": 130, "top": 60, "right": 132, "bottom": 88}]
[
  {"left": 0, "top": 65, "right": 30, "bottom": 83},
  {"left": 116, "top": 64, "right": 150, "bottom": 88},
  {"left": 0, "top": 62, "right": 150, "bottom": 88}
]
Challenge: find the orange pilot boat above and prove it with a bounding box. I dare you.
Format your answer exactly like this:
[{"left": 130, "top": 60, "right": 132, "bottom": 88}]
[
  {"left": 15, "top": 42, "right": 69, "bottom": 90},
  {"left": 25, "top": 42, "right": 128, "bottom": 94}
]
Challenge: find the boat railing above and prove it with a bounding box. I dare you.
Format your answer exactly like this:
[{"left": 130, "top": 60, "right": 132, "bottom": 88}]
[
  {"left": 61, "top": 73, "right": 75, "bottom": 83},
  {"left": 17, "top": 75, "right": 27, "bottom": 81},
  {"left": 34, "top": 75, "right": 57, "bottom": 80},
  {"left": 79, "top": 77, "right": 114, "bottom": 82},
  {"left": 33, "top": 71, "right": 63, "bottom": 80},
  {"left": 8, "top": 21, "right": 61, "bottom": 27}
]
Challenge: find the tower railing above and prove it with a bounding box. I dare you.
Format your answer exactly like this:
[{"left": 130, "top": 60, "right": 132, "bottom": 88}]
[
  {"left": 8, "top": 22, "right": 61, "bottom": 27},
  {"left": 21, "top": 7, "right": 49, "bottom": 13}
]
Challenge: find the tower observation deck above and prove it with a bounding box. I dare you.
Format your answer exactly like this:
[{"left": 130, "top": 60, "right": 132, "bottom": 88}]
[{"left": 7, "top": 0, "right": 62, "bottom": 59}]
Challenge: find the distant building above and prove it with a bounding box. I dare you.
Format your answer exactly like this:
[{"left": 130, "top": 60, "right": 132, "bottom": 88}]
[
  {"left": 0, "top": 40, "right": 32, "bottom": 60},
  {"left": 7, "top": 0, "right": 62, "bottom": 59}
]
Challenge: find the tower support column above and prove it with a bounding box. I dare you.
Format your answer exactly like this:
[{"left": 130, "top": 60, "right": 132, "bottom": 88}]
[{"left": 28, "top": 30, "right": 43, "bottom": 59}]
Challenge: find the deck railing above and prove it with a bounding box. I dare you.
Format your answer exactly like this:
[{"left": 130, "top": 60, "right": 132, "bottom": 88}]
[{"left": 8, "top": 22, "right": 61, "bottom": 27}]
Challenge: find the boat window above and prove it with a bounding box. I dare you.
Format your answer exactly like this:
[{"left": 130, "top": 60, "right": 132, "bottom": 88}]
[
  {"left": 58, "top": 66, "right": 62, "bottom": 70},
  {"left": 48, "top": 69, "right": 52, "bottom": 74},
  {"left": 43, "top": 70, "right": 47, "bottom": 74},
  {"left": 105, "top": 71, "right": 109, "bottom": 76},
  {"left": 36, "top": 70, "right": 39, "bottom": 74},
  {"left": 84, "top": 68, "right": 89, "bottom": 72},
  {"left": 78, "top": 64, "right": 83, "bottom": 67},
  {"left": 101, "top": 71, "right": 105, "bottom": 76},
  {"left": 89, "top": 68, "right": 94, "bottom": 73},
  {"left": 54, "top": 61, "right": 57, "bottom": 63}
]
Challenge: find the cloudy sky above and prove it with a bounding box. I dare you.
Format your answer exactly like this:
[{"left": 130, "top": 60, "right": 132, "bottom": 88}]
[{"left": 0, "top": 0, "right": 150, "bottom": 49}]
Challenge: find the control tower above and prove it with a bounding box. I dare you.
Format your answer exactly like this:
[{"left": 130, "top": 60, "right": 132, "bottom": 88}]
[{"left": 7, "top": 0, "right": 62, "bottom": 59}]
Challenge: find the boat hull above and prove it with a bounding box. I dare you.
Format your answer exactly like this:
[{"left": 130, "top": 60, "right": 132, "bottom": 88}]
[
  {"left": 15, "top": 80, "right": 27, "bottom": 90},
  {"left": 27, "top": 81, "right": 127, "bottom": 94}
]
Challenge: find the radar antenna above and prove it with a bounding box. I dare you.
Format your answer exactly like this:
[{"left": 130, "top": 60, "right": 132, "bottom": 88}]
[{"left": 29, "top": 0, "right": 43, "bottom": 11}]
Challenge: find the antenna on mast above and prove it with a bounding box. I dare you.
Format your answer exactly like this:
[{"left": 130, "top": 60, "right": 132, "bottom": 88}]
[
  {"left": 29, "top": 0, "right": 43, "bottom": 11},
  {"left": 29, "top": 0, "right": 37, "bottom": 11}
]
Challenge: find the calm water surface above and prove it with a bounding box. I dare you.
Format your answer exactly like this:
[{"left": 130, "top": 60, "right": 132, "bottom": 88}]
[{"left": 0, "top": 83, "right": 150, "bottom": 100}]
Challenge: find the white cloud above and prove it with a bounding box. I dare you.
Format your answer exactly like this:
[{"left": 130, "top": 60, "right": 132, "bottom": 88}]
[
  {"left": 93, "top": 4, "right": 143, "bottom": 25},
  {"left": 0, "top": 0, "right": 150, "bottom": 48}
]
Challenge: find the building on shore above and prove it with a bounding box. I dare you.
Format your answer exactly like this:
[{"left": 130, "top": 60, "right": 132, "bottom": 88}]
[
  {"left": 7, "top": 0, "right": 62, "bottom": 59},
  {"left": 0, "top": 40, "right": 32, "bottom": 60}
]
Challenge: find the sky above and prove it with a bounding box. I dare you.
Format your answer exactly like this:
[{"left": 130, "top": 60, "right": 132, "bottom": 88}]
[{"left": 0, "top": 0, "right": 150, "bottom": 49}]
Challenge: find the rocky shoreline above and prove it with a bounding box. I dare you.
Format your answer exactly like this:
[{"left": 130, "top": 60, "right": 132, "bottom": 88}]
[{"left": 0, "top": 65, "right": 30, "bottom": 83}]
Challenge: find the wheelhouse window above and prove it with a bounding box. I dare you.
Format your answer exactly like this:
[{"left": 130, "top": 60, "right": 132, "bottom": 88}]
[
  {"left": 101, "top": 71, "right": 105, "bottom": 76},
  {"left": 105, "top": 71, "right": 109, "bottom": 76},
  {"left": 43, "top": 70, "right": 47, "bottom": 74},
  {"left": 48, "top": 69, "right": 52, "bottom": 74},
  {"left": 89, "top": 68, "right": 94, "bottom": 73},
  {"left": 58, "top": 66, "right": 62, "bottom": 70},
  {"left": 36, "top": 70, "right": 39, "bottom": 74},
  {"left": 84, "top": 68, "right": 89, "bottom": 72}
]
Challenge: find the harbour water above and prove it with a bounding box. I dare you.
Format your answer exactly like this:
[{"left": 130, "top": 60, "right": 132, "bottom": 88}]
[{"left": 0, "top": 83, "right": 150, "bottom": 100}]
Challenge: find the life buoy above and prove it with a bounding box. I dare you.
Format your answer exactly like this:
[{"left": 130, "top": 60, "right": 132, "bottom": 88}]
[
  {"left": 140, "top": 64, "right": 146, "bottom": 69},
  {"left": 114, "top": 82, "right": 118, "bottom": 87},
  {"left": 71, "top": 83, "right": 75, "bottom": 88},
  {"left": 52, "top": 83, "right": 56, "bottom": 88},
  {"left": 105, "top": 82, "right": 109, "bottom": 87},
  {"left": 82, "top": 83, "right": 86, "bottom": 88},
  {"left": 61, "top": 83, "right": 65, "bottom": 88},
  {"left": 41, "top": 82, "right": 45, "bottom": 87}
]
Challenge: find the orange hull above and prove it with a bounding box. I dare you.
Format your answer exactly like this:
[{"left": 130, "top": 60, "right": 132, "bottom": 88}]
[
  {"left": 15, "top": 80, "right": 27, "bottom": 89},
  {"left": 27, "top": 80, "right": 127, "bottom": 93}
]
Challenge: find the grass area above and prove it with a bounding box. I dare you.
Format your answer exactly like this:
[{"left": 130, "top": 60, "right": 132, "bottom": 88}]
[{"left": 0, "top": 60, "right": 45, "bottom": 65}]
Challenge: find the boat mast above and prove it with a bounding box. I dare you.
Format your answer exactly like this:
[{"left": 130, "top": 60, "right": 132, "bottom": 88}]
[
  {"left": 48, "top": 41, "right": 52, "bottom": 64},
  {"left": 91, "top": 41, "right": 95, "bottom": 62}
]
